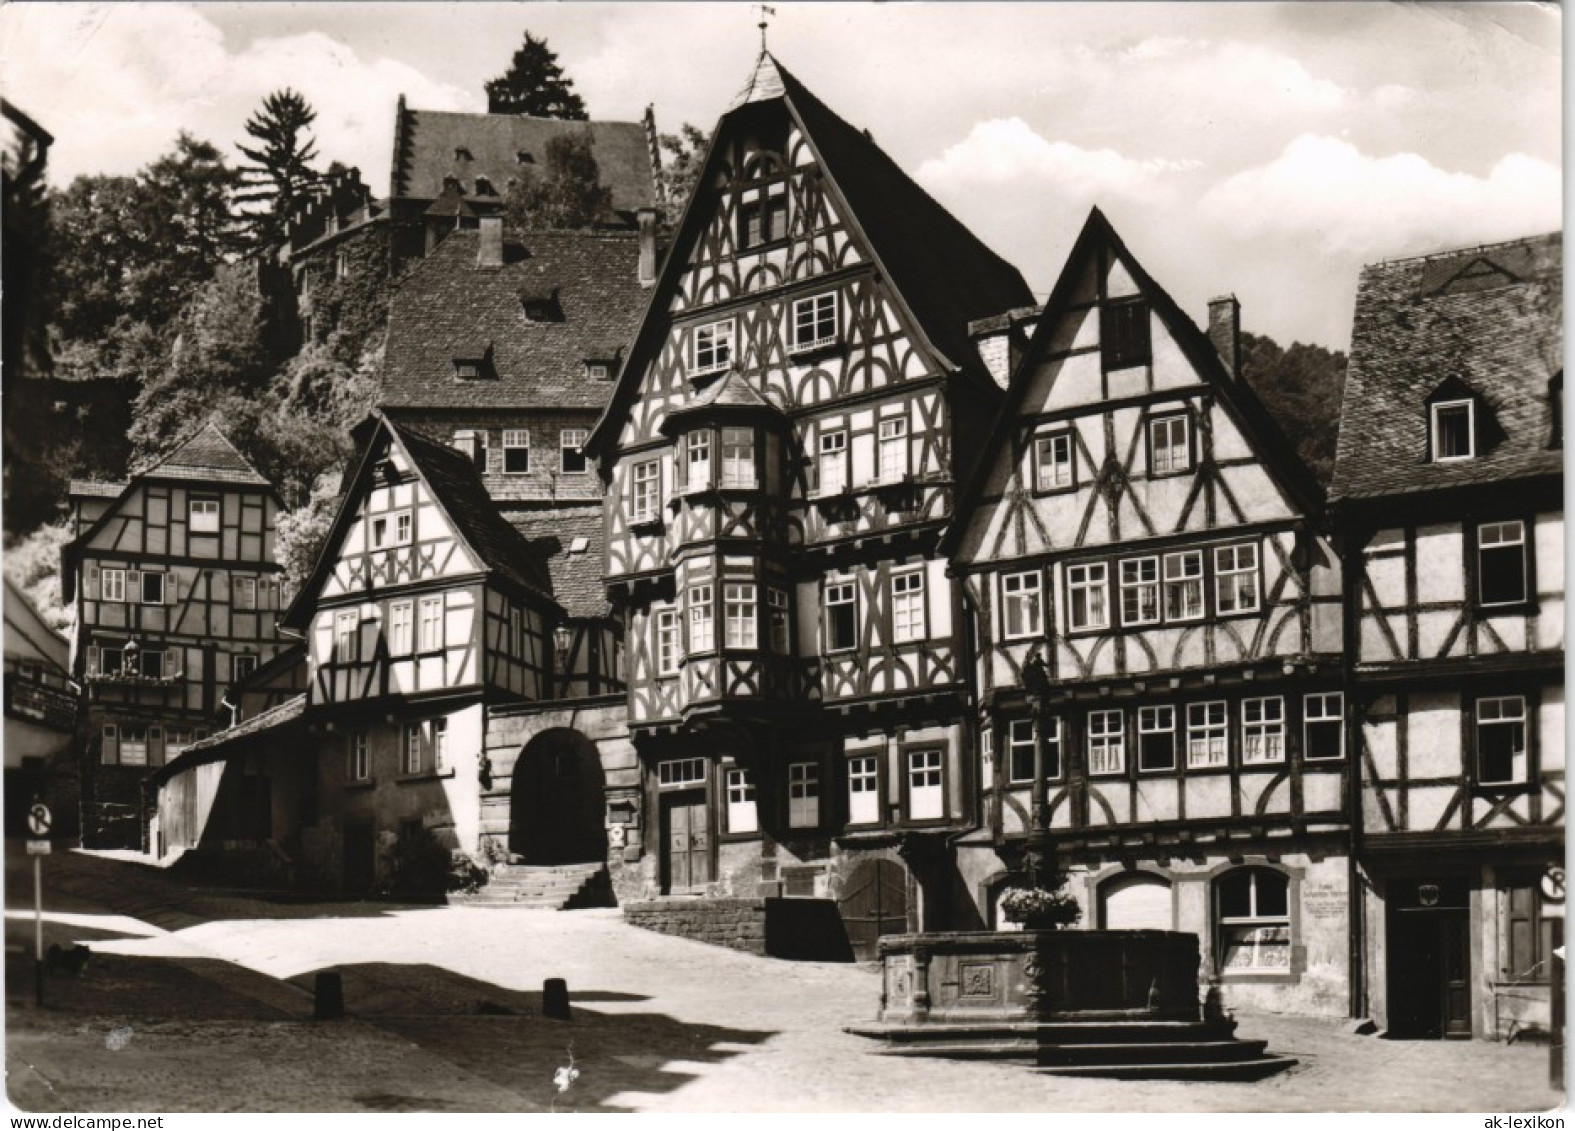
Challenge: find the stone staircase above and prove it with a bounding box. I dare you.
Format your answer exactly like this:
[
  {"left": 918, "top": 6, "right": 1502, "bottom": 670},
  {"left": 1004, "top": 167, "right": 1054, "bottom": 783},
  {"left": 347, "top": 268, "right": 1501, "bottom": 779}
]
[{"left": 448, "top": 862, "right": 611, "bottom": 910}]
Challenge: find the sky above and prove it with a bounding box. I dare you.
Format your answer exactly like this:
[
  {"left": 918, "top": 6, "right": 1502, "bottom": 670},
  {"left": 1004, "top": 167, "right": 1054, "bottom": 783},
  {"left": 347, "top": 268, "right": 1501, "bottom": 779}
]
[{"left": 0, "top": 2, "right": 1561, "bottom": 351}]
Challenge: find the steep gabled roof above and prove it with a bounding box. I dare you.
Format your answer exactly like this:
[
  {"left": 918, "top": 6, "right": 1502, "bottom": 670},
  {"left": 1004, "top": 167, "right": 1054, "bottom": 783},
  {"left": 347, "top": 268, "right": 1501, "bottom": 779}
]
[
  {"left": 132, "top": 421, "right": 271, "bottom": 486},
  {"left": 391, "top": 105, "right": 657, "bottom": 218},
  {"left": 586, "top": 53, "right": 1032, "bottom": 457},
  {"left": 280, "top": 415, "right": 557, "bottom": 630},
  {"left": 660, "top": 367, "right": 785, "bottom": 431},
  {"left": 506, "top": 506, "right": 609, "bottom": 620},
  {"left": 1329, "top": 231, "right": 1562, "bottom": 504},
  {"left": 942, "top": 207, "right": 1322, "bottom": 558},
  {"left": 380, "top": 230, "right": 648, "bottom": 412}
]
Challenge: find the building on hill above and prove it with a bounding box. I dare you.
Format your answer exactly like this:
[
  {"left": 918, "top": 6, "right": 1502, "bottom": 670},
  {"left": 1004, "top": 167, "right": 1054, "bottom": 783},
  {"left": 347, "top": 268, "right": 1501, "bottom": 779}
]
[
  {"left": 945, "top": 207, "right": 1350, "bottom": 1017},
  {"left": 4, "top": 578, "right": 79, "bottom": 840},
  {"left": 378, "top": 217, "right": 655, "bottom": 511},
  {"left": 1329, "top": 231, "right": 1564, "bottom": 1040},
  {"left": 583, "top": 51, "right": 1034, "bottom": 955},
  {"left": 61, "top": 424, "right": 292, "bottom": 848}
]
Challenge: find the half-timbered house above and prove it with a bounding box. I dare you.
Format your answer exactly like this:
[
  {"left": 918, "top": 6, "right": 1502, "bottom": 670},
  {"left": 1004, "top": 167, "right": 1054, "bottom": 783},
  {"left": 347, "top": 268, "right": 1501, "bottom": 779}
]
[
  {"left": 946, "top": 209, "right": 1351, "bottom": 1017},
  {"left": 1330, "top": 232, "right": 1564, "bottom": 1039},
  {"left": 62, "top": 424, "right": 292, "bottom": 847},
  {"left": 583, "top": 53, "right": 1034, "bottom": 952}
]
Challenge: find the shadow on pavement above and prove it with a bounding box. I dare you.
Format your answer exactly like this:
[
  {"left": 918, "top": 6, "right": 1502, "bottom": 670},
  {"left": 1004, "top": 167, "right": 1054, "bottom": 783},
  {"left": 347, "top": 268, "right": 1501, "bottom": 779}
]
[{"left": 296, "top": 960, "right": 773, "bottom": 1112}]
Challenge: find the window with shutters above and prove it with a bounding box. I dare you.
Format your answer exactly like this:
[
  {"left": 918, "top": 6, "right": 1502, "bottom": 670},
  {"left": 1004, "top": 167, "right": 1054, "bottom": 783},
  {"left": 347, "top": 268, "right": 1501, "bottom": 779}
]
[
  {"left": 235, "top": 577, "right": 257, "bottom": 610},
  {"left": 102, "top": 569, "right": 126, "bottom": 603},
  {"left": 1088, "top": 710, "right": 1126, "bottom": 775},
  {"left": 724, "top": 583, "right": 757, "bottom": 649},
  {"left": 1478, "top": 521, "right": 1528, "bottom": 608},
  {"left": 1001, "top": 570, "right": 1043, "bottom": 640},
  {"left": 141, "top": 571, "right": 165, "bottom": 605},
  {"left": 119, "top": 725, "right": 149, "bottom": 767},
  {"left": 138, "top": 649, "right": 164, "bottom": 679}
]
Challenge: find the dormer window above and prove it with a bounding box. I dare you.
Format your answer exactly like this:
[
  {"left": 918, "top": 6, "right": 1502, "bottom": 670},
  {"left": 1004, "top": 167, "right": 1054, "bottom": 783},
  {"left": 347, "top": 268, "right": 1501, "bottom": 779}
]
[
  {"left": 1431, "top": 399, "right": 1475, "bottom": 461},
  {"left": 454, "top": 147, "right": 473, "bottom": 162},
  {"left": 520, "top": 289, "right": 560, "bottom": 322},
  {"left": 454, "top": 359, "right": 484, "bottom": 380},
  {"left": 585, "top": 360, "right": 613, "bottom": 381},
  {"left": 516, "top": 150, "right": 535, "bottom": 165},
  {"left": 475, "top": 176, "right": 496, "bottom": 196}
]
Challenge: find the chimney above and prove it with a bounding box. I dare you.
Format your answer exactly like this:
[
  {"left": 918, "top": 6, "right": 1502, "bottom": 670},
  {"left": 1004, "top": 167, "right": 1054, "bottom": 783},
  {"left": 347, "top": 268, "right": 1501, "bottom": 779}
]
[
  {"left": 1208, "top": 295, "right": 1240, "bottom": 380},
  {"left": 478, "top": 215, "right": 504, "bottom": 268},
  {"left": 637, "top": 207, "right": 658, "bottom": 288}
]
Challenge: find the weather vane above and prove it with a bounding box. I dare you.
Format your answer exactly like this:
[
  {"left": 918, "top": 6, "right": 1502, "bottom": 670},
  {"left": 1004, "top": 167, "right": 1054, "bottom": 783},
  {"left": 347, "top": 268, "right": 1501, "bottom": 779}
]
[{"left": 756, "top": 4, "right": 776, "bottom": 52}]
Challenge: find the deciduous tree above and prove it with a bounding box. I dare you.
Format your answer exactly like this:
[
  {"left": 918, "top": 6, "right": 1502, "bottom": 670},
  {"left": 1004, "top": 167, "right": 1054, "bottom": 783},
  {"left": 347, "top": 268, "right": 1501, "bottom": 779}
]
[{"left": 503, "top": 133, "right": 611, "bottom": 231}]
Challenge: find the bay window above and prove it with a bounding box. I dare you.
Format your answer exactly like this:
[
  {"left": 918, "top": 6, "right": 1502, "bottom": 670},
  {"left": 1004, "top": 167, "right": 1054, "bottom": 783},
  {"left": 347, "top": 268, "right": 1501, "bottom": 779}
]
[
  {"left": 724, "top": 583, "right": 758, "bottom": 649},
  {"left": 685, "top": 431, "right": 712, "bottom": 489},
  {"left": 721, "top": 427, "right": 756, "bottom": 488},
  {"left": 688, "top": 584, "right": 715, "bottom": 652}
]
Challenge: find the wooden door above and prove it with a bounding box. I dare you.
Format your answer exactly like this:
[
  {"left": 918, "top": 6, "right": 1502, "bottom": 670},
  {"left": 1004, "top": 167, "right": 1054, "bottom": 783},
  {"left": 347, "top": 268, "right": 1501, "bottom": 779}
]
[
  {"left": 1440, "top": 911, "right": 1472, "bottom": 1039},
  {"left": 839, "top": 859, "right": 909, "bottom": 961},
  {"left": 662, "top": 793, "right": 710, "bottom": 893}
]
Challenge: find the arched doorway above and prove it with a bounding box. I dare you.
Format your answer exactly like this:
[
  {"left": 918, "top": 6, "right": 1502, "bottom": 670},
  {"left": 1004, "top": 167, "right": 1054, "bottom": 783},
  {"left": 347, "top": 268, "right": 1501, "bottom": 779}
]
[
  {"left": 1099, "top": 872, "right": 1174, "bottom": 931},
  {"left": 509, "top": 728, "right": 607, "bottom": 864}
]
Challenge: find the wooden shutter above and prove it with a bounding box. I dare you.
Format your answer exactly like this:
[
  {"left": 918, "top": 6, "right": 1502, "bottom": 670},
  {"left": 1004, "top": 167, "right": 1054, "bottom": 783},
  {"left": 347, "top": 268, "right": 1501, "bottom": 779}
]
[
  {"left": 127, "top": 570, "right": 142, "bottom": 600},
  {"left": 86, "top": 566, "right": 99, "bottom": 600},
  {"left": 164, "top": 649, "right": 179, "bottom": 678},
  {"left": 86, "top": 645, "right": 100, "bottom": 674},
  {"left": 1507, "top": 884, "right": 1538, "bottom": 979}
]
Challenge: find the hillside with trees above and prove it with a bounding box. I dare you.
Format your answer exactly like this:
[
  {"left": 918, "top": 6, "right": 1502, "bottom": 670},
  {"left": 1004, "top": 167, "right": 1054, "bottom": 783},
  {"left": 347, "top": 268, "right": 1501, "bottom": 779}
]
[{"left": 1238, "top": 331, "right": 1348, "bottom": 487}]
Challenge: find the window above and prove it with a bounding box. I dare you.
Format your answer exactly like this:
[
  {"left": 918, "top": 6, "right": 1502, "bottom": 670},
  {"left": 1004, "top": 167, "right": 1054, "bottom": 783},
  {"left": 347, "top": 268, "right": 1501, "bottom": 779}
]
[
  {"left": 1241, "top": 697, "right": 1285, "bottom": 764},
  {"left": 1216, "top": 868, "right": 1291, "bottom": 972},
  {"left": 655, "top": 608, "right": 679, "bottom": 675},
  {"left": 561, "top": 429, "right": 589, "bottom": 474},
  {"left": 101, "top": 724, "right": 118, "bottom": 765},
  {"left": 688, "top": 584, "right": 715, "bottom": 652},
  {"left": 503, "top": 430, "right": 530, "bottom": 474},
  {"left": 119, "top": 725, "right": 149, "bottom": 767},
  {"left": 453, "top": 358, "right": 485, "bottom": 380},
  {"left": 692, "top": 319, "right": 734, "bottom": 374},
  {"left": 740, "top": 191, "right": 787, "bottom": 249},
  {"left": 1066, "top": 562, "right": 1109, "bottom": 631},
  {"left": 1120, "top": 557, "right": 1160, "bottom": 626},
  {"left": 658, "top": 758, "right": 706, "bottom": 787},
  {"left": 334, "top": 610, "right": 359, "bottom": 663},
  {"left": 720, "top": 427, "right": 756, "bottom": 488},
  {"left": 235, "top": 577, "right": 257, "bottom": 610},
  {"left": 891, "top": 570, "right": 926, "bottom": 644},
  {"left": 848, "top": 755, "right": 881, "bottom": 825},
  {"left": 1476, "top": 695, "right": 1528, "bottom": 785},
  {"left": 1102, "top": 299, "right": 1150, "bottom": 370},
  {"left": 232, "top": 654, "right": 257, "bottom": 683},
  {"left": 404, "top": 723, "right": 423, "bottom": 774},
  {"left": 1034, "top": 430, "right": 1074, "bottom": 492},
  {"left": 141, "top": 571, "right": 165, "bottom": 605},
  {"left": 768, "top": 588, "right": 791, "bottom": 653},
  {"left": 1304, "top": 693, "right": 1343, "bottom": 761},
  {"left": 817, "top": 430, "right": 848, "bottom": 496},
  {"left": 370, "top": 517, "right": 389, "bottom": 549},
  {"left": 418, "top": 595, "right": 443, "bottom": 651},
  {"left": 825, "top": 580, "right": 857, "bottom": 652},
  {"left": 725, "top": 768, "right": 758, "bottom": 834},
  {"left": 1188, "top": 701, "right": 1229, "bottom": 768},
  {"left": 1087, "top": 710, "right": 1126, "bottom": 775},
  {"left": 877, "top": 418, "right": 909, "bottom": 483},
  {"left": 190, "top": 498, "right": 220, "bottom": 533},
  {"left": 1214, "top": 543, "right": 1260, "bottom": 614},
  {"left": 432, "top": 718, "right": 447, "bottom": 773},
  {"left": 1001, "top": 571, "right": 1042, "bottom": 640},
  {"left": 1432, "top": 399, "right": 1475, "bottom": 461},
  {"left": 724, "top": 583, "right": 757, "bottom": 649},
  {"left": 907, "top": 749, "right": 944, "bottom": 820},
  {"left": 349, "top": 731, "right": 369, "bottom": 781},
  {"left": 1005, "top": 717, "right": 1060, "bottom": 783},
  {"left": 166, "top": 729, "right": 192, "bottom": 761},
  {"left": 1163, "top": 551, "right": 1204, "bottom": 621},
  {"left": 1149, "top": 414, "right": 1191, "bottom": 476},
  {"left": 1478, "top": 521, "right": 1528, "bottom": 607},
  {"left": 792, "top": 292, "right": 838, "bottom": 351},
  {"left": 137, "top": 649, "right": 165, "bottom": 679},
  {"left": 585, "top": 361, "right": 612, "bottom": 381},
  {"left": 1139, "top": 706, "right": 1176, "bottom": 771},
  {"left": 397, "top": 512, "right": 412, "bottom": 544},
  {"left": 389, "top": 601, "right": 412, "bottom": 656},
  {"left": 102, "top": 568, "right": 126, "bottom": 603},
  {"left": 631, "top": 460, "right": 661, "bottom": 523},
  {"left": 454, "top": 430, "right": 487, "bottom": 470},
  {"left": 685, "top": 431, "right": 712, "bottom": 489},
  {"left": 100, "top": 647, "right": 124, "bottom": 675},
  {"left": 788, "top": 763, "right": 820, "bottom": 828}
]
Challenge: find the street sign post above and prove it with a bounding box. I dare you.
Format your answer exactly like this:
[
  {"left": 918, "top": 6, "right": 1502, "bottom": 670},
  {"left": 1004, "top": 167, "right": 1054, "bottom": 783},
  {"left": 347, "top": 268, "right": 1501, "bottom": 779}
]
[{"left": 27, "top": 801, "right": 50, "bottom": 1006}]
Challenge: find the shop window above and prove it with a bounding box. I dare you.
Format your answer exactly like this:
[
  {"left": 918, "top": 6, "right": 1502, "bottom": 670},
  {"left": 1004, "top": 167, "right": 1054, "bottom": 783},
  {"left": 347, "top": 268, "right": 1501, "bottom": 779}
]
[{"left": 1215, "top": 867, "right": 1291, "bottom": 973}]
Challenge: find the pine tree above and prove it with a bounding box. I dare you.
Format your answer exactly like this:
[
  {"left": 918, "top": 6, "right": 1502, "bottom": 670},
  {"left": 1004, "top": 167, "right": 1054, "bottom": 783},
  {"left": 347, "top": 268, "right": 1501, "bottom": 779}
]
[
  {"left": 485, "top": 33, "right": 588, "bottom": 119},
  {"left": 234, "top": 89, "right": 321, "bottom": 254}
]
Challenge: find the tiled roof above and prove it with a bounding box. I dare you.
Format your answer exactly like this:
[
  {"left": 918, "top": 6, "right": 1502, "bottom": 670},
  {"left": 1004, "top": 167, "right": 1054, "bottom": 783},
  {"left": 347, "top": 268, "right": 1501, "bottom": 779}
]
[
  {"left": 150, "top": 693, "right": 307, "bottom": 784},
  {"left": 393, "top": 108, "right": 657, "bottom": 217},
  {"left": 388, "top": 420, "right": 558, "bottom": 601},
  {"left": 1329, "top": 232, "right": 1563, "bottom": 502},
  {"left": 132, "top": 422, "right": 271, "bottom": 486},
  {"left": 67, "top": 479, "right": 127, "bottom": 499},
  {"left": 380, "top": 230, "right": 649, "bottom": 411},
  {"left": 505, "top": 506, "right": 609, "bottom": 619},
  {"left": 771, "top": 57, "right": 1033, "bottom": 374},
  {"left": 662, "top": 368, "right": 784, "bottom": 429}
]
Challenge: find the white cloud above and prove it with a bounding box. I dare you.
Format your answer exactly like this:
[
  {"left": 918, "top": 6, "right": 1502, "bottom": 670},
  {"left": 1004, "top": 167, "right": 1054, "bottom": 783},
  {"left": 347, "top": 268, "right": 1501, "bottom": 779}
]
[
  {"left": 0, "top": 4, "right": 473, "bottom": 187},
  {"left": 1198, "top": 135, "right": 1562, "bottom": 257},
  {"left": 916, "top": 118, "right": 1196, "bottom": 204}
]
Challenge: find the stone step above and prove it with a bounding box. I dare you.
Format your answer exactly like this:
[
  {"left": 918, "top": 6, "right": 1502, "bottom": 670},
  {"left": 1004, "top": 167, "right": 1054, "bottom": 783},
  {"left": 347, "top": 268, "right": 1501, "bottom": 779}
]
[
  {"left": 449, "top": 864, "right": 610, "bottom": 911},
  {"left": 1039, "top": 1055, "right": 1298, "bottom": 1081},
  {"left": 1036, "top": 1039, "right": 1269, "bottom": 1066},
  {"left": 849, "top": 1019, "right": 1240, "bottom": 1047}
]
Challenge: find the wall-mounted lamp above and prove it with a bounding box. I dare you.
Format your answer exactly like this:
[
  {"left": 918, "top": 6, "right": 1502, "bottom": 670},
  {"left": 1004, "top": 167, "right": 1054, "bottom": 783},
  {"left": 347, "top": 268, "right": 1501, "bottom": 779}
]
[{"left": 553, "top": 625, "right": 573, "bottom": 670}]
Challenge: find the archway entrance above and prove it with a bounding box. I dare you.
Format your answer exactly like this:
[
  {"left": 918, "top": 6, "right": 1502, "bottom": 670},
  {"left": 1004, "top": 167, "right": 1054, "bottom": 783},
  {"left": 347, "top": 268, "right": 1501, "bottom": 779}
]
[{"left": 508, "top": 728, "right": 607, "bottom": 865}]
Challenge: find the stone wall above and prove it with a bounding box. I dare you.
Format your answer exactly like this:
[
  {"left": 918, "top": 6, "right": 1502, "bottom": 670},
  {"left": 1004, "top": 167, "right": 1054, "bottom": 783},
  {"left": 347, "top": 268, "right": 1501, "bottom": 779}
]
[{"left": 624, "top": 897, "right": 768, "bottom": 955}]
